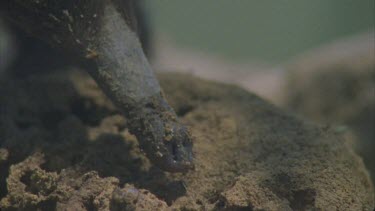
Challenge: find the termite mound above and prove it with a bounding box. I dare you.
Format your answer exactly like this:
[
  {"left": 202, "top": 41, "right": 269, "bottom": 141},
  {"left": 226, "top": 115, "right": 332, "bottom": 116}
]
[{"left": 0, "top": 70, "right": 373, "bottom": 210}]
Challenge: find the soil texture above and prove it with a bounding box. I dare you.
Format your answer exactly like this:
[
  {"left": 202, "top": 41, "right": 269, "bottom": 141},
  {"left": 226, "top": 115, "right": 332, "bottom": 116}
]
[{"left": 0, "top": 70, "right": 373, "bottom": 210}]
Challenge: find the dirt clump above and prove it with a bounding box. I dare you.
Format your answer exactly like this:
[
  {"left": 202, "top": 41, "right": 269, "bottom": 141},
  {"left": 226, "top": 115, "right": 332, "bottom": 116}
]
[{"left": 0, "top": 70, "right": 373, "bottom": 210}]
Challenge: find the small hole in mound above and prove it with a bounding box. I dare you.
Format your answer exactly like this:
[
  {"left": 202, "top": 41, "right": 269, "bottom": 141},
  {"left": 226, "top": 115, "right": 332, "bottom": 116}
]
[
  {"left": 20, "top": 170, "right": 38, "bottom": 194},
  {"left": 20, "top": 171, "right": 32, "bottom": 186},
  {"left": 214, "top": 199, "right": 226, "bottom": 209},
  {"left": 196, "top": 199, "right": 203, "bottom": 205},
  {"left": 214, "top": 198, "right": 253, "bottom": 211},
  {"left": 39, "top": 199, "right": 57, "bottom": 211},
  {"left": 290, "top": 189, "right": 316, "bottom": 210},
  {"left": 84, "top": 200, "right": 96, "bottom": 211}
]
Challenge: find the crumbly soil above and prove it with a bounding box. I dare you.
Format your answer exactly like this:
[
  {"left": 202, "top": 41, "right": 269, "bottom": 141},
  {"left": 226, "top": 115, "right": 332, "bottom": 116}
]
[
  {"left": 284, "top": 32, "right": 375, "bottom": 184},
  {"left": 0, "top": 70, "right": 373, "bottom": 210}
]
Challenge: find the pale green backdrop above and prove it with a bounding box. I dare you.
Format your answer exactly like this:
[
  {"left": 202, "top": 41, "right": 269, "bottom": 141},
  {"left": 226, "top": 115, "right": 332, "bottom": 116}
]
[{"left": 146, "top": 0, "right": 374, "bottom": 63}]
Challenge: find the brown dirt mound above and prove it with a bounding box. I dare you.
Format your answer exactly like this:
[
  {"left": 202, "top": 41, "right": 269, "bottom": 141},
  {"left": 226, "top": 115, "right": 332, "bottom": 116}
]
[
  {"left": 284, "top": 32, "right": 375, "bottom": 184},
  {"left": 0, "top": 70, "right": 373, "bottom": 210}
]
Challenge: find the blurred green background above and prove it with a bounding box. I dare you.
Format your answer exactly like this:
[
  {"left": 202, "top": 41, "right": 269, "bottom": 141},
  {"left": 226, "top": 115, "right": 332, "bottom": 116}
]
[{"left": 145, "top": 0, "right": 374, "bottom": 63}]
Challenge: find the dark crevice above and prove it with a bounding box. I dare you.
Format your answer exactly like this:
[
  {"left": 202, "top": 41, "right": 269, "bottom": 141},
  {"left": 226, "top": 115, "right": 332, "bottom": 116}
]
[
  {"left": 171, "top": 142, "right": 178, "bottom": 162},
  {"left": 83, "top": 197, "right": 96, "bottom": 211},
  {"left": 70, "top": 97, "right": 114, "bottom": 126},
  {"left": 20, "top": 170, "right": 37, "bottom": 194},
  {"left": 224, "top": 206, "right": 253, "bottom": 211},
  {"left": 214, "top": 199, "right": 226, "bottom": 210},
  {"left": 145, "top": 102, "right": 156, "bottom": 109},
  {"left": 214, "top": 197, "right": 253, "bottom": 211},
  {"left": 290, "top": 189, "right": 316, "bottom": 210},
  {"left": 0, "top": 163, "right": 9, "bottom": 199},
  {"left": 151, "top": 180, "right": 186, "bottom": 205},
  {"left": 176, "top": 105, "right": 194, "bottom": 117},
  {"left": 39, "top": 199, "right": 57, "bottom": 211}
]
